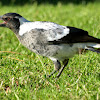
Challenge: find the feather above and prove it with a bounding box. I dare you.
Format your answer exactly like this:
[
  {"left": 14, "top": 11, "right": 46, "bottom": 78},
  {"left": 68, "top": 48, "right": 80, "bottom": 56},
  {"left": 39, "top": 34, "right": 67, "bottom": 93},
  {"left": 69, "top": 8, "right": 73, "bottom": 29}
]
[
  {"left": 49, "top": 26, "right": 100, "bottom": 44},
  {"left": 86, "top": 46, "right": 100, "bottom": 53}
]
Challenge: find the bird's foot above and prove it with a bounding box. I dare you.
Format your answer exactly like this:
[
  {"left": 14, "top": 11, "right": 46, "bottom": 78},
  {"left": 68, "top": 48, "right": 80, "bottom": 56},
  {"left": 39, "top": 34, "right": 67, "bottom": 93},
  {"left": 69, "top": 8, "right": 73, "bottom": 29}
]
[{"left": 46, "top": 70, "right": 57, "bottom": 78}]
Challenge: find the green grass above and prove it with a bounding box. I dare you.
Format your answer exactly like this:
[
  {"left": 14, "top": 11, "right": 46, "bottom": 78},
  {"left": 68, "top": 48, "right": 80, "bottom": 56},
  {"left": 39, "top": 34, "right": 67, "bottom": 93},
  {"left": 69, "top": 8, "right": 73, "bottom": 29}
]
[{"left": 0, "top": 2, "right": 100, "bottom": 100}]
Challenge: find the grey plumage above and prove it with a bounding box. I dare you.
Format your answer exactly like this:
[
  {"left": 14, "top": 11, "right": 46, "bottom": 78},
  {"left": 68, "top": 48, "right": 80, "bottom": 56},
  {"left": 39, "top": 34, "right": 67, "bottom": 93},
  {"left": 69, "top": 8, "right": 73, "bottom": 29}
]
[
  {"left": 0, "top": 13, "right": 100, "bottom": 78},
  {"left": 19, "top": 29, "right": 59, "bottom": 57}
]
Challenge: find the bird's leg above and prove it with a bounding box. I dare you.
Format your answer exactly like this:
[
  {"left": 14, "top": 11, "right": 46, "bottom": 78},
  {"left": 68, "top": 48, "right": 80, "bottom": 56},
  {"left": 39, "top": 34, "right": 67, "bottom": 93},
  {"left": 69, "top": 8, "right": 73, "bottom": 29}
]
[
  {"left": 47, "top": 60, "right": 61, "bottom": 78},
  {"left": 56, "top": 59, "right": 69, "bottom": 78}
]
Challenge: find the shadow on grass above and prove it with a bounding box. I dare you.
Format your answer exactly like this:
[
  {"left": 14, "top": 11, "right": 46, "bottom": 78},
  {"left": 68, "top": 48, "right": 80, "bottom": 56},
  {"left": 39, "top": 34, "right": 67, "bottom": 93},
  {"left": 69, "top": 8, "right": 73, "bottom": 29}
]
[{"left": 0, "top": 0, "right": 98, "bottom": 5}]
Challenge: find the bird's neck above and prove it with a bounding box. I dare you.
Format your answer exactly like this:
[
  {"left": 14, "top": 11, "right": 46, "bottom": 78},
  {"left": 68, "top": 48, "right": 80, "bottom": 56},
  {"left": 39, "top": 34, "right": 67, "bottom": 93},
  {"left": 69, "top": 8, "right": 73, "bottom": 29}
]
[
  {"left": 19, "top": 17, "right": 30, "bottom": 25},
  {"left": 11, "top": 28, "right": 19, "bottom": 37},
  {"left": 11, "top": 17, "right": 30, "bottom": 37}
]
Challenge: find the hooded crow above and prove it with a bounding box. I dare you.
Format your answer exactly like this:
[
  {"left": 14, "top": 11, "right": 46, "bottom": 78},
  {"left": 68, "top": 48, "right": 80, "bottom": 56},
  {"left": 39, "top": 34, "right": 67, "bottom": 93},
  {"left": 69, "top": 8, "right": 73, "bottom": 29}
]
[{"left": 0, "top": 13, "right": 100, "bottom": 78}]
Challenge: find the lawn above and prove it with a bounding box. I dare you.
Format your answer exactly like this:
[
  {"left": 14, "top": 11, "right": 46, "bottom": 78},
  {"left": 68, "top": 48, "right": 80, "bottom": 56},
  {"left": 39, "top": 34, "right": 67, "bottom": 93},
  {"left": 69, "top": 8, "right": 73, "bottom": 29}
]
[{"left": 0, "top": 2, "right": 100, "bottom": 100}]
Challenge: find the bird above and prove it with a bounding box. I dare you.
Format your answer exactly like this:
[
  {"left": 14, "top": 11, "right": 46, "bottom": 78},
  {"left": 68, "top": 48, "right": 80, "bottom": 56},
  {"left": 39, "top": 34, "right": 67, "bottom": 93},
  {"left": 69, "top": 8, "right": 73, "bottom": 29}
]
[{"left": 0, "top": 12, "right": 100, "bottom": 78}]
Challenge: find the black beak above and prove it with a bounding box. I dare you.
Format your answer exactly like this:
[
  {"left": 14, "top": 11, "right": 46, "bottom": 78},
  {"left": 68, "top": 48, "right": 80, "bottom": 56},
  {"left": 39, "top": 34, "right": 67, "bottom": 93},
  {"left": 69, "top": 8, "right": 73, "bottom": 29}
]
[{"left": 0, "top": 16, "right": 6, "bottom": 27}]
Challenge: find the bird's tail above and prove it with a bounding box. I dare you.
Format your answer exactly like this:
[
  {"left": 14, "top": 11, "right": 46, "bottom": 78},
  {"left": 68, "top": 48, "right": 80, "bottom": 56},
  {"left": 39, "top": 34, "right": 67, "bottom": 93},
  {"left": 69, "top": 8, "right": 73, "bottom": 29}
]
[
  {"left": 86, "top": 44, "right": 100, "bottom": 53},
  {"left": 83, "top": 35, "right": 100, "bottom": 53}
]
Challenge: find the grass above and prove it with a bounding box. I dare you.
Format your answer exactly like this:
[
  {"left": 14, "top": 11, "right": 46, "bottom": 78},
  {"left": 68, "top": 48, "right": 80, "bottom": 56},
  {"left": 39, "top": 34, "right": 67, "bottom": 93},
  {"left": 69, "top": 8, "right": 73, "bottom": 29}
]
[{"left": 0, "top": 2, "right": 100, "bottom": 100}]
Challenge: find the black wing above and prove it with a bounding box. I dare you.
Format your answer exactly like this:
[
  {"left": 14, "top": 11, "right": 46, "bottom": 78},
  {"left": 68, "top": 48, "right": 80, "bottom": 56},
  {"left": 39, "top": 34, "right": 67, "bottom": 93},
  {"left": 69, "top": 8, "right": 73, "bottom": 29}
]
[{"left": 48, "top": 26, "right": 100, "bottom": 44}]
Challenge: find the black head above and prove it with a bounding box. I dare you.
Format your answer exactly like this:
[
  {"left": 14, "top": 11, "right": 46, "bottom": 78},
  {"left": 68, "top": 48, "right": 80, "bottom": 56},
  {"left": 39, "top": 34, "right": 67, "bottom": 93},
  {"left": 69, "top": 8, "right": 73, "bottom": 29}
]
[
  {"left": 3, "top": 13, "right": 22, "bottom": 18},
  {"left": 0, "top": 13, "right": 22, "bottom": 31}
]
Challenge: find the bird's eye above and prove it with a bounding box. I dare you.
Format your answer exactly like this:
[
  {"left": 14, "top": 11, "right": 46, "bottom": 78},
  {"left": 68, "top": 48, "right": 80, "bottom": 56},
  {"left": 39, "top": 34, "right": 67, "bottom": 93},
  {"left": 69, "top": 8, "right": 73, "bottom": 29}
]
[
  {"left": 5, "top": 18, "right": 8, "bottom": 20},
  {"left": 4, "top": 17, "right": 10, "bottom": 21}
]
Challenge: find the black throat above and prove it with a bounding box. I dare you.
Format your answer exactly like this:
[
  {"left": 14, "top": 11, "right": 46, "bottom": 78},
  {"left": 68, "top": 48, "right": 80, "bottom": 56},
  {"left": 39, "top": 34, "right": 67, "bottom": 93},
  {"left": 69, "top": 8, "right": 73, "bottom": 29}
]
[{"left": 9, "top": 18, "right": 20, "bottom": 35}]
